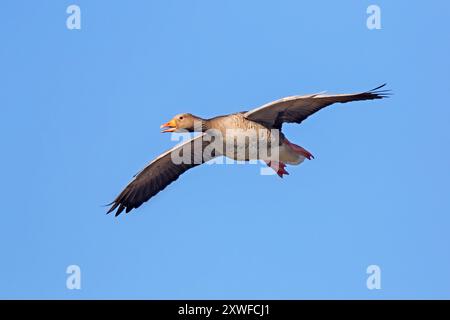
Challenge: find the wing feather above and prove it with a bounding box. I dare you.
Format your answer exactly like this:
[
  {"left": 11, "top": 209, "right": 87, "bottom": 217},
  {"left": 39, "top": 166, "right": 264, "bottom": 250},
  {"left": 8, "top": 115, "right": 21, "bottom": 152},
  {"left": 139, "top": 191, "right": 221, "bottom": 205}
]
[
  {"left": 107, "top": 134, "right": 216, "bottom": 216},
  {"left": 244, "top": 84, "right": 390, "bottom": 129}
]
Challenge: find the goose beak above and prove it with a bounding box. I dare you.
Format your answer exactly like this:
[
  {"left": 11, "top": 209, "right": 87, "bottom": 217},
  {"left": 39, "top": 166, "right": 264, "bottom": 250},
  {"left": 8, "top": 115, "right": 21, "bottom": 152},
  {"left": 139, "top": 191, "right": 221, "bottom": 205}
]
[{"left": 160, "top": 119, "right": 177, "bottom": 133}]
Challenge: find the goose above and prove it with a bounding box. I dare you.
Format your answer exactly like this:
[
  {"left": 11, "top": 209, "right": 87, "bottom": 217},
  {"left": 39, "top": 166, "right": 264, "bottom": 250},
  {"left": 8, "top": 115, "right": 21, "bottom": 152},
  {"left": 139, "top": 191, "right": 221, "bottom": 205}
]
[{"left": 107, "top": 84, "right": 390, "bottom": 216}]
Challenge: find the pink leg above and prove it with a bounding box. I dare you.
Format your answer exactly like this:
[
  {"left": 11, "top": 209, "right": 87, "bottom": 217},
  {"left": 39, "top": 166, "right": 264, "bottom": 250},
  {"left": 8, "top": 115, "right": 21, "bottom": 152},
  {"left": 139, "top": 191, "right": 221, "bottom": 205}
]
[{"left": 265, "top": 161, "right": 289, "bottom": 178}]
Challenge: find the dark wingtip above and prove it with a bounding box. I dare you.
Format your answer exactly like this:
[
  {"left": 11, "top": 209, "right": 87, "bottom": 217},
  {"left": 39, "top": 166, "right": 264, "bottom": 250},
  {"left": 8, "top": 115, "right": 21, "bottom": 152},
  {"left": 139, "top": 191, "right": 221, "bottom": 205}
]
[
  {"left": 370, "top": 83, "right": 387, "bottom": 91},
  {"left": 114, "top": 204, "right": 126, "bottom": 217},
  {"left": 368, "top": 83, "right": 392, "bottom": 98},
  {"left": 106, "top": 201, "right": 119, "bottom": 215}
]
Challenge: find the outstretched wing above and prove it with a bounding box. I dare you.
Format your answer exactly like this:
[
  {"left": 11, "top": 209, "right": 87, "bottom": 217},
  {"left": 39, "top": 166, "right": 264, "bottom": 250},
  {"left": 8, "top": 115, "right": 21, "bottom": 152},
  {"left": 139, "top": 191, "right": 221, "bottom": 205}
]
[
  {"left": 244, "top": 84, "right": 390, "bottom": 129},
  {"left": 107, "top": 134, "right": 216, "bottom": 216}
]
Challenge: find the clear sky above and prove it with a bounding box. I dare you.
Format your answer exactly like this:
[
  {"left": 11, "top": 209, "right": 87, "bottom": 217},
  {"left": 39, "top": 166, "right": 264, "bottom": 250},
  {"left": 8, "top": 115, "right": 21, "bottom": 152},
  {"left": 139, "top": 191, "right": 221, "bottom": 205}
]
[{"left": 1, "top": 0, "right": 449, "bottom": 299}]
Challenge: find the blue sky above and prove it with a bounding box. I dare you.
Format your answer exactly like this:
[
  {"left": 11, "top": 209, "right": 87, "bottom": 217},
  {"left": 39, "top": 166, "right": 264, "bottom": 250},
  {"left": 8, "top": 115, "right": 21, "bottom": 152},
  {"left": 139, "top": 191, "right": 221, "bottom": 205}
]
[{"left": 1, "top": 0, "right": 449, "bottom": 299}]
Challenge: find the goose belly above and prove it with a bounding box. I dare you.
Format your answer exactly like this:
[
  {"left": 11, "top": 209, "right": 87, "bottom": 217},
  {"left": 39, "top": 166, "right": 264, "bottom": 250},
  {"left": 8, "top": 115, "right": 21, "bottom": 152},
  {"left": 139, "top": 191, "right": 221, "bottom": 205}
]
[
  {"left": 219, "top": 137, "right": 306, "bottom": 165},
  {"left": 220, "top": 129, "right": 277, "bottom": 161}
]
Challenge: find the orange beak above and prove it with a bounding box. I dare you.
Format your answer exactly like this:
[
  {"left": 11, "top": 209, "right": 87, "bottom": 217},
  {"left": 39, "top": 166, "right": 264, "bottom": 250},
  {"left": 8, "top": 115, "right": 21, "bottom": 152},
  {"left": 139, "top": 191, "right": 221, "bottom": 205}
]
[{"left": 160, "top": 119, "right": 177, "bottom": 133}]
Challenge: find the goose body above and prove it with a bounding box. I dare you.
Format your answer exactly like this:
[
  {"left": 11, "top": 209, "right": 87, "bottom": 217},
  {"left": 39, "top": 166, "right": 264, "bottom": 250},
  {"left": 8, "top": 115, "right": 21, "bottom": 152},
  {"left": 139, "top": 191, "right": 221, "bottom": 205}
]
[
  {"left": 107, "top": 85, "right": 390, "bottom": 216},
  {"left": 216, "top": 113, "right": 309, "bottom": 165},
  {"left": 204, "top": 113, "right": 279, "bottom": 161}
]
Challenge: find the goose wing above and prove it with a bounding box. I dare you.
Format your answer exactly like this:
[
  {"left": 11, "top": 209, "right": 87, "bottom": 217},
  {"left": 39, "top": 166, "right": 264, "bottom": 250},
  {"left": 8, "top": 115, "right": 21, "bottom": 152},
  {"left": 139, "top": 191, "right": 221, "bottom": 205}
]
[
  {"left": 107, "top": 134, "right": 216, "bottom": 216},
  {"left": 244, "top": 84, "right": 390, "bottom": 129}
]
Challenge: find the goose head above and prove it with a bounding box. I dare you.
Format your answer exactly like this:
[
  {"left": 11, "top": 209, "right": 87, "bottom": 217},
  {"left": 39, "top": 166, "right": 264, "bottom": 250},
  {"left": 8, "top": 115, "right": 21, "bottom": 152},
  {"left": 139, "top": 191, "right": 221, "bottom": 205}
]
[{"left": 160, "top": 113, "right": 202, "bottom": 133}]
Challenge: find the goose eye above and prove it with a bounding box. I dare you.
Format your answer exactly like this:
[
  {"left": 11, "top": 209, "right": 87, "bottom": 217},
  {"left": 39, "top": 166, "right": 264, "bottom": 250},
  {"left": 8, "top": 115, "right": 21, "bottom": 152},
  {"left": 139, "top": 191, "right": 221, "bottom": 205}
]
[{"left": 179, "top": 116, "right": 183, "bottom": 120}]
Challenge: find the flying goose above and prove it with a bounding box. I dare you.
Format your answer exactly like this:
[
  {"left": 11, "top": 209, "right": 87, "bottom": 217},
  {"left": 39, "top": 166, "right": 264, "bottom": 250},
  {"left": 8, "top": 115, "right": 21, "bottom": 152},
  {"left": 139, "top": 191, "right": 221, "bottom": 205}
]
[{"left": 107, "top": 84, "right": 390, "bottom": 216}]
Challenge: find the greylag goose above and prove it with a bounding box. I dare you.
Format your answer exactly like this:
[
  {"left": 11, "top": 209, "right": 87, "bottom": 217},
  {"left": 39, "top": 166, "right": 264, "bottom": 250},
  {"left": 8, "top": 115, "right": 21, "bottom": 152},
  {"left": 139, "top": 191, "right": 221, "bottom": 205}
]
[{"left": 107, "top": 84, "right": 390, "bottom": 216}]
